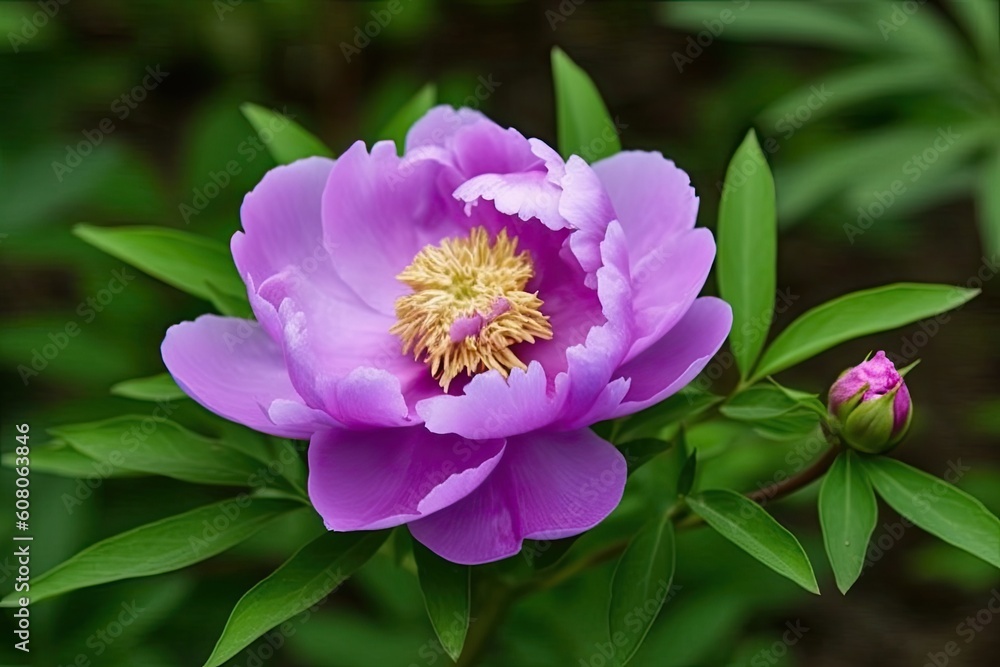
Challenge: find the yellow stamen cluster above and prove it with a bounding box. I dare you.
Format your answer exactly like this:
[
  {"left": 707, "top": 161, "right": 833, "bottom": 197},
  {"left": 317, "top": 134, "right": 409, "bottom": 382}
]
[{"left": 391, "top": 227, "right": 553, "bottom": 390}]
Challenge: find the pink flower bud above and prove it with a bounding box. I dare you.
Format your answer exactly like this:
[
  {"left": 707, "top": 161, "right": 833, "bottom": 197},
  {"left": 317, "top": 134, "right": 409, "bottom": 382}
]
[{"left": 828, "top": 351, "right": 912, "bottom": 454}]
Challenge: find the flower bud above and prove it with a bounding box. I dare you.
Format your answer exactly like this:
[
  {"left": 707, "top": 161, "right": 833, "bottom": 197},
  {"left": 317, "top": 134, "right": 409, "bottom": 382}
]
[{"left": 828, "top": 351, "right": 912, "bottom": 454}]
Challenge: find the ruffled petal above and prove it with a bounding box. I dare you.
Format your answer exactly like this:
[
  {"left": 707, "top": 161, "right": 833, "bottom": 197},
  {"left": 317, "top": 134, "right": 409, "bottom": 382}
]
[
  {"left": 408, "top": 428, "right": 626, "bottom": 565},
  {"left": 232, "top": 157, "right": 336, "bottom": 338},
  {"left": 591, "top": 150, "right": 699, "bottom": 249},
  {"left": 604, "top": 297, "right": 732, "bottom": 419},
  {"left": 322, "top": 140, "right": 464, "bottom": 314},
  {"left": 161, "top": 315, "right": 327, "bottom": 439},
  {"left": 308, "top": 427, "right": 505, "bottom": 531}
]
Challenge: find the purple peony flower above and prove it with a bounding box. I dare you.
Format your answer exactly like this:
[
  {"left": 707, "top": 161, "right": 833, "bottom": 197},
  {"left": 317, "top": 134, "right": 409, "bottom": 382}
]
[
  {"left": 161, "top": 106, "right": 732, "bottom": 564},
  {"left": 828, "top": 350, "right": 912, "bottom": 454}
]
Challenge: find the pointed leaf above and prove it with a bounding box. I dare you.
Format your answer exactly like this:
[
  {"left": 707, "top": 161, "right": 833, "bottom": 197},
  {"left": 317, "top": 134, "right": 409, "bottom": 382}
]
[
  {"left": 110, "top": 373, "right": 186, "bottom": 402},
  {"left": 686, "top": 489, "right": 819, "bottom": 593},
  {"left": 240, "top": 103, "right": 333, "bottom": 165},
  {"left": 819, "top": 451, "right": 878, "bottom": 593},
  {"left": 752, "top": 283, "right": 979, "bottom": 381},
  {"left": 861, "top": 457, "right": 1000, "bottom": 568},
  {"left": 51, "top": 417, "right": 269, "bottom": 488},
  {"left": 73, "top": 224, "right": 246, "bottom": 304},
  {"left": 1, "top": 499, "right": 302, "bottom": 606},
  {"left": 203, "top": 530, "right": 389, "bottom": 667},
  {"left": 412, "top": 539, "right": 470, "bottom": 662},
  {"left": 378, "top": 84, "right": 437, "bottom": 153},
  {"left": 551, "top": 47, "right": 621, "bottom": 162},
  {"left": 1, "top": 440, "right": 144, "bottom": 479},
  {"left": 608, "top": 515, "right": 676, "bottom": 666},
  {"left": 717, "top": 130, "right": 776, "bottom": 377}
]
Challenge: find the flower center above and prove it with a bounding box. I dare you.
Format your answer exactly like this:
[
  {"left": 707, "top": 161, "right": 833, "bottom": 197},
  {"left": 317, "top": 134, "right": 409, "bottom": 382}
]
[{"left": 390, "top": 227, "right": 553, "bottom": 390}]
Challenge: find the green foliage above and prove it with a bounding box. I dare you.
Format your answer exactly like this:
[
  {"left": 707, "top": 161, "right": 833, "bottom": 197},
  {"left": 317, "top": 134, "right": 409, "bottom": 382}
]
[
  {"left": 608, "top": 515, "right": 676, "bottom": 666},
  {"left": 203, "top": 530, "right": 389, "bottom": 667},
  {"left": 551, "top": 47, "right": 621, "bottom": 162},
  {"left": 110, "top": 373, "right": 186, "bottom": 402},
  {"left": 73, "top": 224, "right": 247, "bottom": 307},
  {"left": 751, "top": 283, "right": 980, "bottom": 381},
  {"left": 717, "top": 130, "right": 776, "bottom": 378},
  {"left": 412, "top": 538, "right": 471, "bottom": 662},
  {"left": 378, "top": 83, "right": 437, "bottom": 153},
  {"left": 819, "top": 451, "right": 878, "bottom": 594},
  {"left": 1, "top": 499, "right": 303, "bottom": 606},
  {"left": 686, "top": 490, "right": 819, "bottom": 594},
  {"left": 239, "top": 102, "right": 334, "bottom": 165},
  {"left": 861, "top": 457, "right": 1000, "bottom": 568}
]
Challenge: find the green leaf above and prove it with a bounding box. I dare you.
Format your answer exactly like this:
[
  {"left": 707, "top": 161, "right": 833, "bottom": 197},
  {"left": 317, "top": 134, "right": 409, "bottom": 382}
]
[
  {"left": 721, "top": 384, "right": 804, "bottom": 422},
  {"left": 377, "top": 83, "right": 436, "bottom": 154},
  {"left": 412, "top": 539, "right": 470, "bottom": 662},
  {"left": 1, "top": 440, "right": 144, "bottom": 479},
  {"left": 686, "top": 490, "right": 819, "bottom": 594},
  {"left": 551, "top": 47, "right": 621, "bottom": 162},
  {"left": 978, "top": 143, "right": 1000, "bottom": 258},
  {"left": 608, "top": 515, "right": 676, "bottom": 666},
  {"left": 619, "top": 438, "right": 675, "bottom": 477},
  {"left": 758, "top": 60, "right": 958, "bottom": 130},
  {"left": 621, "top": 387, "right": 723, "bottom": 441},
  {"left": 203, "top": 530, "right": 388, "bottom": 667},
  {"left": 205, "top": 280, "right": 253, "bottom": 319},
  {"left": 110, "top": 373, "right": 186, "bottom": 402},
  {"left": 240, "top": 103, "right": 334, "bottom": 165},
  {"left": 752, "top": 283, "right": 979, "bottom": 381},
  {"left": 717, "top": 130, "right": 776, "bottom": 378},
  {"left": 819, "top": 451, "right": 878, "bottom": 594},
  {"left": 1, "top": 498, "right": 301, "bottom": 606},
  {"left": 861, "top": 457, "right": 1000, "bottom": 569},
  {"left": 73, "top": 224, "right": 246, "bottom": 304},
  {"left": 949, "top": 0, "right": 1000, "bottom": 66},
  {"left": 661, "top": 1, "right": 881, "bottom": 52},
  {"left": 51, "top": 417, "right": 270, "bottom": 488}
]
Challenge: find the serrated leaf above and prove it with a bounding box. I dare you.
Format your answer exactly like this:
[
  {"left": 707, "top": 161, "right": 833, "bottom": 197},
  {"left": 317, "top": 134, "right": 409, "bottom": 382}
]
[
  {"left": 110, "top": 373, "right": 186, "bottom": 402},
  {"left": 717, "top": 130, "right": 776, "bottom": 378},
  {"left": 819, "top": 451, "right": 878, "bottom": 594},
  {"left": 73, "top": 224, "right": 246, "bottom": 304},
  {"left": 378, "top": 83, "right": 436, "bottom": 153},
  {"left": 52, "top": 417, "right": 269, "bottom": 488},
  {"left": 752, "top": 283, "right": 979, "bottom": 381},
  {"left": 412, "top": 539, "right": 470, "bottom": 662},
  {"left": 1, "top": 499, "right": 301, "bottom": 606},
  {"left": 203, "top": 530, "right": 388, "bottom": 667},
  {"left": 608, "top": 515, "right": 676, "bottom": 666},
  {"left": 861, "top": 457, "right": 1000, "bottom": 569},
  {"left": 551, "top": 47, "right": 621, "bottom": 162},
  {"left": 686, "top": 489, "right": 819, "bottom": 594},
  {"left": 240, "top": 103, "right": 333, "bottom": 165}
]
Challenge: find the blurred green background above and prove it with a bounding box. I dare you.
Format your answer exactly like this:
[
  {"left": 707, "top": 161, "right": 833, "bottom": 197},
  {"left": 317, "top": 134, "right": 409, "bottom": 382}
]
[{"left": 1, "top": 1, "right": 998, "bottom": 665}]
